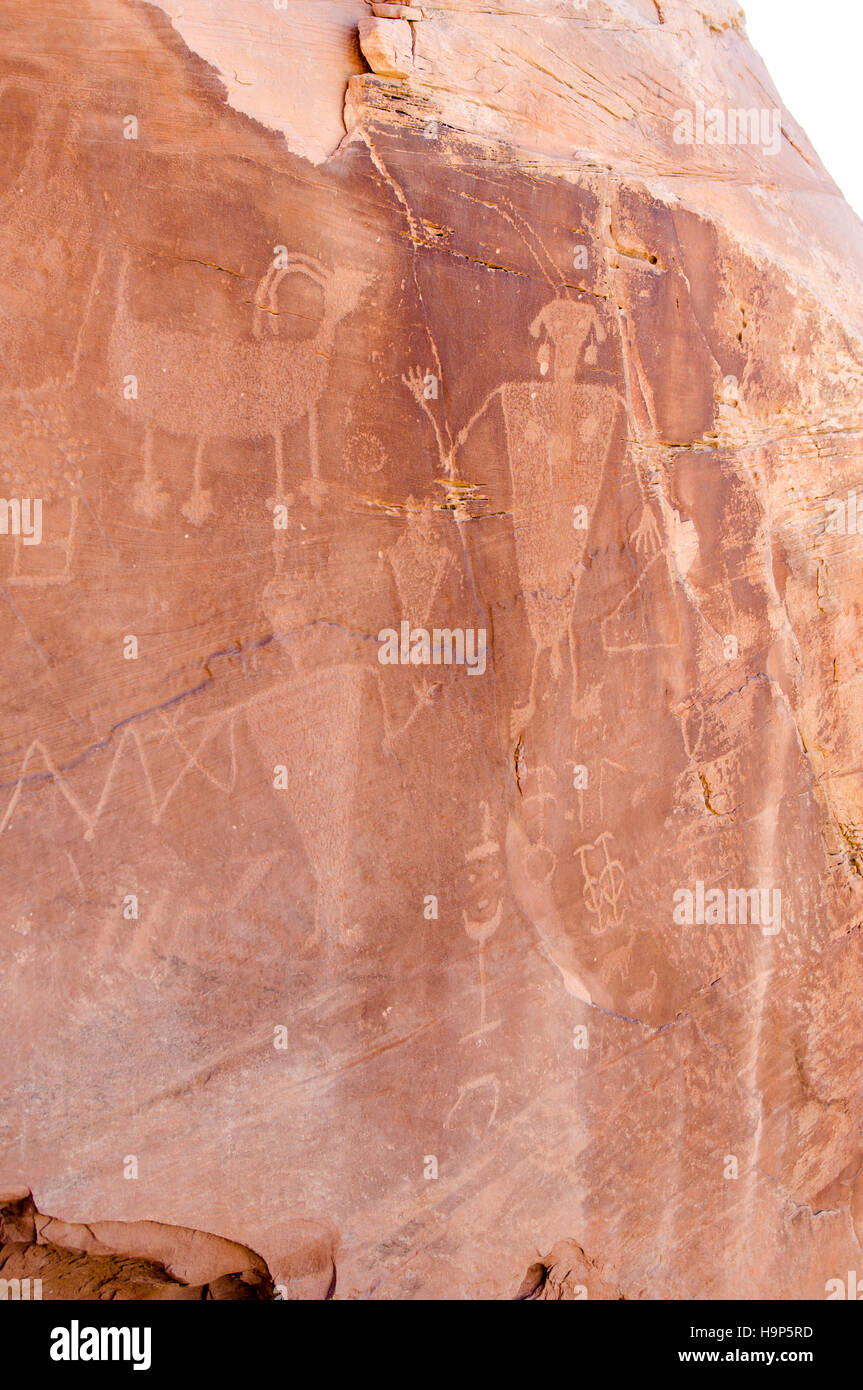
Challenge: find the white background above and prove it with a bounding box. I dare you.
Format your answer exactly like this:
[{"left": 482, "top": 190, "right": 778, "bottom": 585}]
[{"left": 742, "top": 0, "right": 863, "bottom": 219}]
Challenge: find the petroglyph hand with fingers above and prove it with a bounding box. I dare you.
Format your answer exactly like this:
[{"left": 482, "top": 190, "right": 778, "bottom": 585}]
[{"left": 631, "top": 502, "right": 662, "bottom": 557}]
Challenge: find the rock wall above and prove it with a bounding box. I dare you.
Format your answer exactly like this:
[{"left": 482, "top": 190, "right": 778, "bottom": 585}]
[{"left": 1, "top": 0, "right": 862, "bottom": 1299}]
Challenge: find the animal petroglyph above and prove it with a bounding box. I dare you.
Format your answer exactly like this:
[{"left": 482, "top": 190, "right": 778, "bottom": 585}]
[{"left": 109, "top": 253, "right": 373, "bottom": 527}]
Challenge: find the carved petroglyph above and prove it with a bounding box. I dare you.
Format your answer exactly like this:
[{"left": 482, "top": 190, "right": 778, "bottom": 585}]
[
  {"left": 574, "top": 831, "right": 625, "bottom": 934},
  {"left": 455, "top": 298, "right": 623, "bottom": 737},
  {"left": 378, "top": 498, "right": 457, "bottom": 747},
  {"left": 401, "top": 365, "right": 456, "bottom": 481},
  {"left": 0, "top": 90, "right": 100, "bottom": 398},
  {"left": 504, "top": 758, "right": 597, "bottom": 1005},
  {"left": 244, "top": 661, "right": 370, "bottom": 949},
  {"left": 451, "top": 292, "right": 626, "bottom": 1001},
  {"left": 459, "top": 801, "right": 504, "bottom": 1044},
  {"left": 387, "top": 498, "right": 452, "bottom": 628},
  {"left": 110, "top": 254, "right": 373, "bottom": 529},
  {"left": 393, "top": 285, "right": 631, "bottom": 1005},
  {"left": 0, "top": 709, "right": 240, "bottom": 842},
  {"left": 444, "top": 1072, "right": 500, "bottom": 1132},
  {"left": 0, "top": 654, "right": 374, "bottom": 951},
  {"left": 444, "top": 805, "right": 506, "bottom": 1136},
  {"left": 0, "top": 93, "right": 93, "bottom": 586}
]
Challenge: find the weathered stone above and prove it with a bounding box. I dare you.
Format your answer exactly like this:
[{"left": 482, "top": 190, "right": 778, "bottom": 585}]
[
  {"left": 358, "top": 18, "right": 415, "bottom": 81},
  {"left": 0, "top": 1193, "right": 274, "bottom": 1299},
  {"left": 0, "top": 0, "right": 862, "bottom": 1302}
]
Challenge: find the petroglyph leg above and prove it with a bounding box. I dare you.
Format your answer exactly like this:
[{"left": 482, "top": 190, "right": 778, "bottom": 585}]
[
  {"left": 134, "top": 428, "right": 169, "bottom": 520},
  {"left": 181, "top": 438, "right": 214, "bottom": 526},
  {"left": 302, "top": 402, "right": 326, "bottom": 511}
]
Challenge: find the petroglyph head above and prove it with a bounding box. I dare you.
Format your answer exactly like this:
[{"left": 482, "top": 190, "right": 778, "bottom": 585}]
[{"left": 529, "top": 299, "right": 605, "bottom": 381}]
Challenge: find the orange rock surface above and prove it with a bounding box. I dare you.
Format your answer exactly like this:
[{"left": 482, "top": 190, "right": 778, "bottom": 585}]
[{"left": 1, "top": 0, "right": 862, "bottom": 1299}]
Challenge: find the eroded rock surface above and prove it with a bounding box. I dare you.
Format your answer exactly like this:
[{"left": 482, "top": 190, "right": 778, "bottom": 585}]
[
  {"left": 1, "top": 0, "right": 862, "bottom": 1299},
  {"left": 0, "top": 1192, "right": 274, "bottom": 1298},
  {"left": 514, "top": 1238, "right": 622, "bottom": 1300}
]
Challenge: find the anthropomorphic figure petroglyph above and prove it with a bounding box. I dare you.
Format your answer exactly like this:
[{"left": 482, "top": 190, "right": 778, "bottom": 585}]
[
  {"left": 442, "top": 803, "right": 506, "bottom": 1132},
  {"left": 242, "top": 533, "right": 391, "bottom": 950},
  {"left": 394, "top": 295, "right": 628, "bottom": 1009},
  {"left": 502, "top": 300, "right": 622, "bottom": 734},
  {"left": 1, "top": 248, "right": 382, "bottom": 948},
  {"left": 377, "top": 497, "right": 459, "bottom": 748},
  {"left": 450, "top": 298, "right": 627, "bottom": 1003},
  {"left": 457, "top": 298, "right": 624, "bottom": 738},
  {"left": 0, "top": 93, "right": 95, "bottom": 586},
  {"left": 459, "top": 801, "right": 504, "bottom": 1040},
  {"left": 0, "top": 89, "right": 99, "bottom": 396}
]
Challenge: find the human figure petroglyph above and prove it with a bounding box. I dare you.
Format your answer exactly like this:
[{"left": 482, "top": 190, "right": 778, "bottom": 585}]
[
  {"left": 505, "top": 301, "right": 623, "bottom": 735},
  {"left": 0, "top": 96, "right": 94, "bottom": 585},
  {"left": 398, "top": 297, "right": 626, "bottom": 731},
  {"left": 109, "top": 253, "right": 373, "bottom": 526},
  {"left": 245, "top": 660, "right": 369, "bottom": 951},
  {"left": 395, "top": 292, "right": 630, "bottom": 1005},
  {"left": 377, "top": 497, "right": 460, "bottom": 748},
  {"left": 386, "top": 497, "right": 453, "bottom": 626},
  {"left": 452, "top": 298, "right": 627, "bottom": 1002},
  {"left": 453, "top": 299, "right": 624, "bottom": 737},
  {"left": 241, "top": 551, "right": 393, "bottom": 950},
  {"left": 458, "top": 801, "right": 505, "bottom": 1045}
]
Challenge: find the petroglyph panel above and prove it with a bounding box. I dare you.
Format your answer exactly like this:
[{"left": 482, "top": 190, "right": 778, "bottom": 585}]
[{"left": 0, "top": 0, "right": 862, "bottom": 1309}]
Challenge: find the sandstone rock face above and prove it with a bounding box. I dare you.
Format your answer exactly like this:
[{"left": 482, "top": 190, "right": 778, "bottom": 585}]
[
  {"left": 514, "top": 1238, "right": 622, "bottom": 1300},
  {"left": 0, "top": 1192, "right": 273, "bottom": 1299},
  {"left": 1, "top": 0, "right": 862, "bottom": 1300}
]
